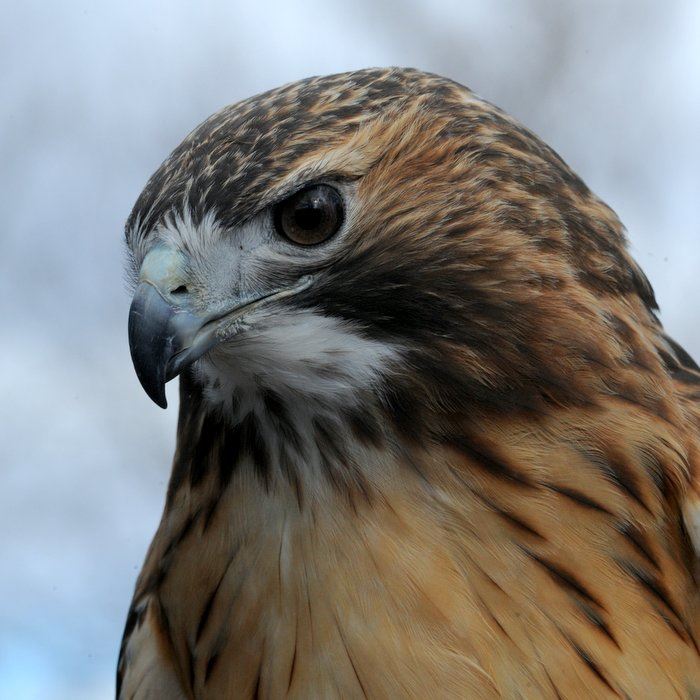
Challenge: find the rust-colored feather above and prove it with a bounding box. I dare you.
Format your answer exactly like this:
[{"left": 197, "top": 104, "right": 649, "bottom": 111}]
[{"left": 119, "top": 68, "right": 700, "bottom": 698}]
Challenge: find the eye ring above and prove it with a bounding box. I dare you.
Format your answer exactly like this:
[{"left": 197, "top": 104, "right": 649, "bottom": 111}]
[{"left": 273, "top": 184, "right": 344, "bottom": 246}]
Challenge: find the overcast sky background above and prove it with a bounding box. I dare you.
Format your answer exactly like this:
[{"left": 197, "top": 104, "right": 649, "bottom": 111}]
[{"left": 1, "top": 1, "right": 698, "bottom": 698}]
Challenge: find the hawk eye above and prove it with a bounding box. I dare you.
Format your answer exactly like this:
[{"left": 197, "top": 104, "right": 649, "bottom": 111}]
[{"left": 273, "top": 184, "right": 344, "bottom": 245}]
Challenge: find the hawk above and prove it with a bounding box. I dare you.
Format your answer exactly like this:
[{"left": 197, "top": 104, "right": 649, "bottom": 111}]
[{"left": 118, "top": 68, "right": 700, "bottom": 698}]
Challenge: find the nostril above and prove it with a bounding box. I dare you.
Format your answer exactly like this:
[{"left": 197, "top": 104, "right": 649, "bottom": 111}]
[{"left": 170, "top": 285, "right": 188, "bottom": 295}]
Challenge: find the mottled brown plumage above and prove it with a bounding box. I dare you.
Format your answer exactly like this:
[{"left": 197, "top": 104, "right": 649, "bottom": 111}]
[{"left": 119, "top": 68, "right": 700, "bottom": 698}]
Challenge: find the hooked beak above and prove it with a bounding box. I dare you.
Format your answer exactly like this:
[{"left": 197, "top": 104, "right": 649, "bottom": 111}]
[
  {"left": 128, "top": 281, "right": 216, "bottom": 408},
  {"left": 128, "top": 245, "right": 312, "bottom": 408}
]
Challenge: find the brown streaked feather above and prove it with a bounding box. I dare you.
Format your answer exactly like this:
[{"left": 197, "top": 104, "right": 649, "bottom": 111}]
[{"left": 119, "top": 67, "right": 700, "bottom": 698}]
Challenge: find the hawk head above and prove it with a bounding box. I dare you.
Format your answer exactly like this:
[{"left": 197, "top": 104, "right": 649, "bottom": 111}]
[
  {"left": 127, "top": 67, "right": 657, "bottom": 438},
  {"left": 121, "top": 69, "right": 700, "bottom": 698}
]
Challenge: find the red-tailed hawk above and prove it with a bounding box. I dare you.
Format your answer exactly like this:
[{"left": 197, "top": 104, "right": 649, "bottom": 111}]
[{"left": 119, "top": 68, "right": 700, "bottom": 698}]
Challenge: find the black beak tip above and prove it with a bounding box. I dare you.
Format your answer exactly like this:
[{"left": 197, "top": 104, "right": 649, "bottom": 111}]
[
  {"left": 152, "top": 386, "right": 168, "bottom": 409},
  {"left": 150, "top": 391, "right": 168, "bottom": 410},
  {"left": 128, "top": 280, "right": 215, "bottom": 409},
  {"left": 128, "top": 326, "right": 170, "bottom": 409},
  {"left": 139, "top": 370, "right": 168, "bottom": 409},
  {"left": 128, "top": 283, "right": 175, "bottom": 410}
]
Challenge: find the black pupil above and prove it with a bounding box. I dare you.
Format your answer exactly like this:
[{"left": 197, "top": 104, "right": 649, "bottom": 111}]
[
  {"left": 275, "top": 185, "right": 343, "bottom": 245},
  {"left": 294, "top": 200, "right": 324, "bottom": 230}
]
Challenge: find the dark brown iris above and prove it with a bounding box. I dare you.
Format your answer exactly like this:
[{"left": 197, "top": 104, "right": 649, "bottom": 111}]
[{"left": 273, "top": 184, "right": 344, "bottom": 245}]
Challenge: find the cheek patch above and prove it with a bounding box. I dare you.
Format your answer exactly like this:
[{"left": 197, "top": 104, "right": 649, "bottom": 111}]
[{"left": 196, "top": 308, "right": 401, "bottom": 415}]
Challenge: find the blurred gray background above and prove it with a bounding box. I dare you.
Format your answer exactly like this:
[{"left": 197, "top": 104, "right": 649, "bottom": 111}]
[{"left": 1, "top": 0, "right": 698, "bottom": 697}]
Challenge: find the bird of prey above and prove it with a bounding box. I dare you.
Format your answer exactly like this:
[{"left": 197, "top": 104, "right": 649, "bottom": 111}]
[{"left": 118, "top": 68, "right": 700, "bottom": 698}]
